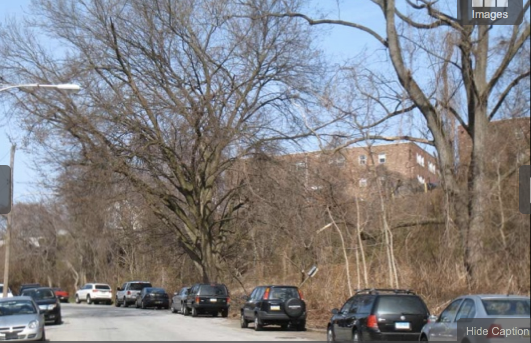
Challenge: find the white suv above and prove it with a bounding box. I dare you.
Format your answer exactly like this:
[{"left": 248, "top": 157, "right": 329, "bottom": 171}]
[
  {"left": 75, "top": 283, "right": 113, "bottom": 305},
  {"left": 0, "top": 284, "right": 13, "bottom": 298}
]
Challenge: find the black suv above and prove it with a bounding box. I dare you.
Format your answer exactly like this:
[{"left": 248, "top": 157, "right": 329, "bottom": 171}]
[
  {"left": 184, "top": 283, "right": 230, "bottom": 317},
  {"left": 240, "top": 285, "right": 306, "bottom": 331},
  {"left": 327, "top": 289, "right": 430, "bottom": 342}
]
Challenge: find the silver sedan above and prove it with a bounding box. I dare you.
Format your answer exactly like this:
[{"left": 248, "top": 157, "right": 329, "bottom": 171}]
[
  {"left": 0, "top": 296, "right": 46, "bottom": 341},
  {"left": 420, "top": 294, "right": 530, "bottom": 342}
]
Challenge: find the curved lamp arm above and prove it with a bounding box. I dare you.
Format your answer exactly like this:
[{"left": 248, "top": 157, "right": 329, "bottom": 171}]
[{"left": 0, "top": 83, "right": 81, "bottom": 93}]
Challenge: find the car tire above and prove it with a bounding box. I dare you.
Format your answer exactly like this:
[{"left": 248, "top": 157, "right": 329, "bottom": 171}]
[
  {"left": 75, "top": 295, "right": 80, "bottom": 304},
  {"left": 297, "top": 321, "right": 306, "bottom": 332},
  {"left": 87, "top": 296, "right": 92, "bottom": 305},
  {"left": 123, "top": 297, "right": 128, "bottom": 308},
  {"left": 180, "top": 303, "right": 185, "bottom": 314},
  {"left": 192, "top": 306, "right": 198, "bottom": 317},
  {"left": 327, "top": 327, "right": 335, "bottom": 342},
  {"left": 240, "top": 313, "right": 248, "bottom": 329},
  {"left": 171, "top": 305, "right": 177, "bottom": 313},
  {"left": 221, "top": 309, "right": 228, "bottom": 318},
  {"left": 213, "top": 311, "right": 219, "bottom": 317},
  {"left": 141, "top": 300, "right": 146, "bottom": 309},
  {"left": 420, "top": 335, "right": 429, "bottom": 341},
  {"left": 184, "top": 304, "right": 190, "bottom": 316},
  {"left": 39, "top": 330, "right": 46, "bottom": 341},
  {"left": 115, "top": 297, "right": 120, "bottom": 307},
  {"left": 54, "top": 315, "right": 62, "bottom": 325},
  {"left": 254, "top": 316, "right": 263, "bottom": 331}
]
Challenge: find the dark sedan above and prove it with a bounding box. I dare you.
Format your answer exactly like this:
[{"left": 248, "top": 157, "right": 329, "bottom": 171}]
[
  {"left": 21, "top": 287, "right": 62, "bottom": 325},
  {"left": 171, "top": 287, "right": 191, "bottom": 314},
  {"left": 135, "top": 287, "right": 170, "bottom": 309}
]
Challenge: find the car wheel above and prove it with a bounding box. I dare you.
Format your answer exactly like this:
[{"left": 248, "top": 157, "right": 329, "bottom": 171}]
[
  {"left": 75, "top": 295, "right": 80, "bottom": 304},
  {"left": 54, "top": 315, "right": 62, "bottom": 325},
  {"left": 297, "top": 321, "right": 306, "bottom": 332},
  {"left": 420, "top": 335, "right": 429, "bottom": 341},
  {"left": 39, "top": 330, "right": 46, "bottom": 341},
  {"left": 240, "top": 313, "right": 248, "bottom": 329},
  {"left": 180, "top": 303, "right": 185, "bottom": 314},
  {"left": 213, "top": 311, "right": 219, "bottom": 317},
  {"left": 221, "top": 309, "right": 228, "bottom": 318},
  {"left": 171, "top": 305, "right": 177, "bottom": 313},
  {"left": 327, "top": 327, "right": 335, "bottom": 342},
  {"left": 123, "top": 297, "right": 128, "bottom": 308},
  {"left": 141, "top": 300, "right": 146, "bottom": 309},
  {"left": 254, "top": 316, "right": 263, "bottom": 331},
  {"left": 87, "top": 295, "right": 92, "bottom": 305},
  {"left": 192, "top": 306, "right": 198, "bottom": 317},
  {"left": 115, "top": 297, "right": 120, "bottom": 307}
]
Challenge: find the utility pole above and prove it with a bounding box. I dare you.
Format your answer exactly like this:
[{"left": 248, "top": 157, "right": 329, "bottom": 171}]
[{"left": 2, "top": 144, "right": 15, "bottom": 298}]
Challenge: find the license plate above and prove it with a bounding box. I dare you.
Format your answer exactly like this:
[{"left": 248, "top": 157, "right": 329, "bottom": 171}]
[
  {"left": 270, "top": 305, "right": 280, "bottom": 311},
  {"left": 210, "top": 298, "right": 217, "bottom": 302},
  {"left": 395, "top": 322, "right": 410, "bottom": 330},
  {"left": 5, "top": 333, "right": 18, "bottom": 340}
]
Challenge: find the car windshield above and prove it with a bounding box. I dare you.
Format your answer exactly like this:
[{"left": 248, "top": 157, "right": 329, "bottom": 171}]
[
  {"left": 96, "top": 285, "right": 111, "bottom": 290},
  {"left": 482, "top": 299, "right": 531, "bottom": 316},
  {"left": 0, "top": 300, "right": 37, "bottom": 316},
  {"left": 23, "top": 289, "right": 56, "bottom": 300},
  {"left": 148, "top": 288, "right": 166, "bottom": 294},
  {"left": 376, "top": 296, "right": 427, "bottom": 315},
  {"left": 269, "top": 288, "right": 300, "bottom": 300},
  {"left": 199, "top": 285, "right": 227, "bottom": 296},
  {"left": 130, "top": 283, "right": 151, "bottom": 291}
]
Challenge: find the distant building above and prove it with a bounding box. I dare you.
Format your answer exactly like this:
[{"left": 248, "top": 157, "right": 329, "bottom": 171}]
[{"left": 275, "top": 142, "right": 439, "bottom": 197}]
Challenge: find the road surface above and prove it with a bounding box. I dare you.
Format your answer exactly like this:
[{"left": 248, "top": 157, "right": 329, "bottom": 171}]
[{"left": 45, "top": 303, "right": 326, "bottom": 341}]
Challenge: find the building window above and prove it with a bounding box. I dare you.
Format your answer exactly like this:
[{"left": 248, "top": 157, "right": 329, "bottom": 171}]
[
  {"left": 359, "top": 178, "right": 368, "bottom": 188},
  {"left": 428, "top": 162, "right": 437, "bottom": 174},
  {"left": 416, "top": 153, "right": 425, "bottom": 167},
  {"left": 378, "top": 153, "right": 387, "bottom": 164},
  {"left": 359, "top": 155, "right": 367, "bottom": 165},
  {"left": 417, "top": 175, "right": 426, "bottom": 184},
  {"left": 330, "top": 155, "right": 346, "bottom": 167},
  {"left": 294, "top": 161, "right": 307, "bottom": 171}
]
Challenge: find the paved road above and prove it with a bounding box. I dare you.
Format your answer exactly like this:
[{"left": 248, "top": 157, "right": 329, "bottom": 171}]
[{"left": 45, "top": 303, "right": 326, "bottom": 341}]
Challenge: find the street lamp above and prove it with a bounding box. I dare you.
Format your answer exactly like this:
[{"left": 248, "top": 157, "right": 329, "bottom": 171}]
[{"left": 1, "top": 82, "right": 81, "bottom": 298}]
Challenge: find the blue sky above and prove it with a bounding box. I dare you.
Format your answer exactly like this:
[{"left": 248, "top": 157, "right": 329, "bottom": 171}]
[{"left": 0, "top": 0, "right": 387, "bottom": 203}]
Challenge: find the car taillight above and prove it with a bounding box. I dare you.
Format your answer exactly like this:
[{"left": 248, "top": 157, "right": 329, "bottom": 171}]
[
  {"left": 195, "top": 296, "right": 200, "bottom": 303},
  {"left": 298, "top": 290, "right": 304, "bottom": 300},
  {"left": 263, "top": 288, "right": 270, "bottom": 300},
  {"left": 92, "top": 289, "right": 99, "bottom": 292},
  {"left": 127, "top": 291, "right": 131, "bottom": 295},
  {"left": 227, "top": 297, "right": 231, "bottom": 304},
  {"left": 487, "top": 324, "right": 504, "bottom": 338},
  {"left": 367, "top": 315, "right": 378, "bottom": 329}
]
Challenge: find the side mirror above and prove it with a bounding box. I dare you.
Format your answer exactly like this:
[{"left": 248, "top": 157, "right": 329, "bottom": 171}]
[
  {"left": 117, "top": 287, "right": 122, "bottom": 291},
  {"left": 428, "top": 315, "right": 438, "bottom": 323},
  {"left": 331, "top": 308, "right": 339, "bottom": 315}
]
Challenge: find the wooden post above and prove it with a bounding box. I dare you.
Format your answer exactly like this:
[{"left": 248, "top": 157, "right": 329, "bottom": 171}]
[{"left": 2, "top": 144, "right": 15, "bottom": 298}]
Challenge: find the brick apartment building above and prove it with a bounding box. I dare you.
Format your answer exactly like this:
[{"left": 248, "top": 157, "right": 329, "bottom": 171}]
[
  {"left": 278, "top": 142, "right": 439, "bottom": 196},
  {"left": 458, "top": 117, "right": 530, "bottom": 176}
]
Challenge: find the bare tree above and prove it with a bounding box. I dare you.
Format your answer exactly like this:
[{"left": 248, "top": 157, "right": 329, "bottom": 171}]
[
  {"left": 0, "top": 0, "right": 328, "bottom": 282},
  {"left": 264, "top": 0, "right": 530, "bottom": 284}
]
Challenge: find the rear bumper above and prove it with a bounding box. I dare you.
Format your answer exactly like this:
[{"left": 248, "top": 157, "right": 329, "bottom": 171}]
[
  {"left": 41, "top": 307, "right": 61, "bottom": 323},
  {"left": 365, "top": 330, "right": 421, "bottom": 341},
  {"left": 145, "top": 299, "right": 170, "bottom": 307},
  {"left": 193, "top": 303, "right": 230, "bottom": 312},
  {"left": 257, "top": 310, "right": 306, "bottom": 324},
  {"left": 92, "top": 294, "right": 113, "bottom": 301}
]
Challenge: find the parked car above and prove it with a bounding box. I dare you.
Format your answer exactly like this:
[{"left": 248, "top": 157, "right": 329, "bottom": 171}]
[
  {"left": 0, "top": 284, "right": 13, "bottom": 298},
  {"left": 18, "top": 284, "right": 41, "bottom": 296},
  {"left": 0, "top": 296, "right": 46, "bottom": 341},
  {"left": 327, "top": 289, "right": 430, "bottom": 342},
  {"left": 21, "top": 287, "right": 62, "bottom": 325},
  {"left": 240, "top": 285, "right": 306, "bottom": 331},
  {"left": 135, "top": 287, "right": 170, "bottom": 309},
  {"left": 420, "top": 294, "right": 531, "bottom": 342},
  {"left": 171, "top": 287, "right": 191, "bottom": 314},
  {"left": 52, "top": 288, "right": 69, "bottom": 303},
  {"left": 115, "top": 281, "right": 152, "bottom": 307},
  {"left": 75, "top": 283, "right": 113, "bottom": 305},
  {"left": 184, "top": 283, "right": 230, "bottom": 317}
]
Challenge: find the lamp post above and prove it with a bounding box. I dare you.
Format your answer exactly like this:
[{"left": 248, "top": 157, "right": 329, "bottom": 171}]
[{"left": 1, "top": 83, "right": 80, "bottom": 298}]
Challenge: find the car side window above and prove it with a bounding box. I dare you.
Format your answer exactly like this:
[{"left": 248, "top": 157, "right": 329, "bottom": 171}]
[
  {"left": 349, "top": 298, "right": 360, "bottom": 314},
  {"left": 340, "top": 297, "right": 356, "bottom": 314},
  {"left": 256, "top": 287, "right": 266, "bottom": 300},
  {"left": 455, "top": 299, "right": 476, "bottom": 321},
  {"left": 439, "top": 299, "right": 463, "bottom": 323},
  {"left": 358, "top": 296, "right": 374, "bottom": 314},
  {"left": 249, "top": 288, "right": 258, "bottom": 301}
]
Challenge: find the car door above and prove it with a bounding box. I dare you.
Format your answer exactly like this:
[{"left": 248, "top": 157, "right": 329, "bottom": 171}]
[
  {"left": 428, "top": 299, "right": 463, "bottom": 341},
  {"left": 187, "top": 285, "right": 198, "bottom": 308},
  {"left": 454, "top": 298, "right": 477, "bottom": 341},
  {"left": 78, "top": 284, "right": 88, "bottom": 299},
  {"left": 333, "top": 297, "right": 357, "bottom": 341},
  {"left": 243, "top": 287, "right": 259, "bottom": 320}
]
